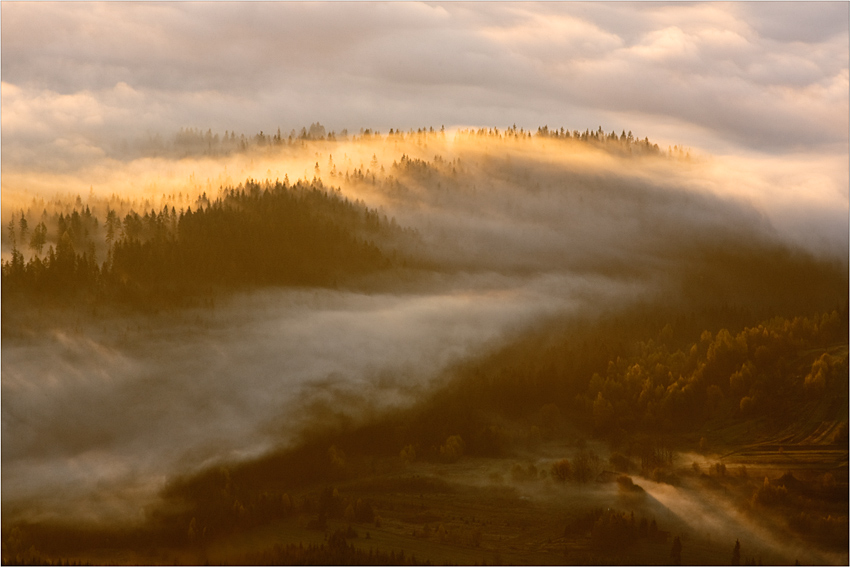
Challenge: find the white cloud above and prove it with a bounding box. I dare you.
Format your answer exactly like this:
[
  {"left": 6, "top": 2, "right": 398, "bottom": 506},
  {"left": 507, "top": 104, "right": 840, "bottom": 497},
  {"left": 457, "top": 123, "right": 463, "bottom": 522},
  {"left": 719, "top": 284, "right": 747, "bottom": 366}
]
[
  {"left": 630, "top": 26, "right": 701, "bottom": 63},
  {"left": 0, "top": 3, "right": 846, "bottom": 164}
]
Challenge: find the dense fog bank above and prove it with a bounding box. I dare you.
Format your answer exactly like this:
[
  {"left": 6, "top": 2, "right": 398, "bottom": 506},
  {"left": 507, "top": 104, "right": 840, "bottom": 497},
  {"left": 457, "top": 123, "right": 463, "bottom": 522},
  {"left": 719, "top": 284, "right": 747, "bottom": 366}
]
[{"left": 2, "top": 269, "right": 646, "bottom": 525}]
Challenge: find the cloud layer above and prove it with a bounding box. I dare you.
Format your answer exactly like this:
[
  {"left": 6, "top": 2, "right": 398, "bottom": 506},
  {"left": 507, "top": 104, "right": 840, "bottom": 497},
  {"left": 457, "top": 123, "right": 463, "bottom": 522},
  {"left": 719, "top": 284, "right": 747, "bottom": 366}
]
[{"left": 2, "top": 1, "right": 847, "bottom": 165}]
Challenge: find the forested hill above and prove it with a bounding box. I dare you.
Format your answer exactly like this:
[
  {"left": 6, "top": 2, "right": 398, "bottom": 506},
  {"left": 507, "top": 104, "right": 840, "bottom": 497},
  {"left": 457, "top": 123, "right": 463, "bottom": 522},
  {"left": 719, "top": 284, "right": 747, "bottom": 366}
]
[{"left": 1, "top": 179, "right": 412, "bottom": 308}]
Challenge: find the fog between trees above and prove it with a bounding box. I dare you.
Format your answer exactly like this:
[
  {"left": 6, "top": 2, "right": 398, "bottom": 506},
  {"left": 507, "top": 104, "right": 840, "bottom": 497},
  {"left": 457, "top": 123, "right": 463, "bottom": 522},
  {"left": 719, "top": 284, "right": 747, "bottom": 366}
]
[{"left": 2, "top": 126, "right": 847, "bottom": 564}]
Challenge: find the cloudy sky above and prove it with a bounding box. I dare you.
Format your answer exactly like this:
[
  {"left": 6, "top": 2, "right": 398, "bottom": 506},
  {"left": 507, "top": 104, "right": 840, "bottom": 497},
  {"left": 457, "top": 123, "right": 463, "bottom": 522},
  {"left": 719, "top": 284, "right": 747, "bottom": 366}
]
[{"left": 2, "top": 1, "right": 848, "bottom": 166}]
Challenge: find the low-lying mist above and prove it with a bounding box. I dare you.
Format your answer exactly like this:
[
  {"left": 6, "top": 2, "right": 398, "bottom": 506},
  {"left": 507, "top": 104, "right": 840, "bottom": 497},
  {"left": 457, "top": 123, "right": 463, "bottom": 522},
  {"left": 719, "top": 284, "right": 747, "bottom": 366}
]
[
  {"left": 639, "top": 480, "right": 846, "bottom": 565},
  {"left": 2, "top": 127, "right": 846, "bottom": 564},
  {"left": 3, "top": 127, "right": 846, "bottom": 264},
  {"left": 2, "top": 268, "right": 645, "bottom": 526}
]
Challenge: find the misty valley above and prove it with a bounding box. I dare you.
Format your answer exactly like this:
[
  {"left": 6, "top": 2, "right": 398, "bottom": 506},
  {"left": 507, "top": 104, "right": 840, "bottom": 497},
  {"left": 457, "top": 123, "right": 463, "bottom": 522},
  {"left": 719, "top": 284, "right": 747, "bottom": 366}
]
[{"left": 2, "top": 127, "right": 848, "bottom": 566}]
